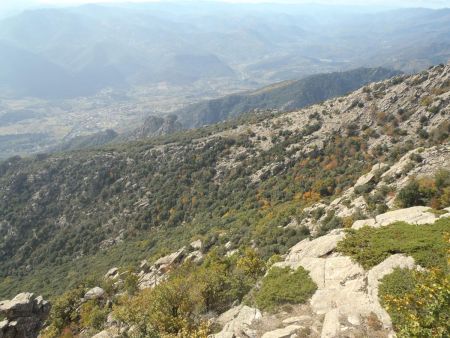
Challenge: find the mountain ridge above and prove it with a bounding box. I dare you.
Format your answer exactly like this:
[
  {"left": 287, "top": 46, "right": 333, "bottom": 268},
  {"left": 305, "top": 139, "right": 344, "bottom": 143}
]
[
  {"left": 0, "top": 63, "right": 448, "bottom": 300},
  {"left": 175, "top": 67, "right": 401, "bottom": 128}
]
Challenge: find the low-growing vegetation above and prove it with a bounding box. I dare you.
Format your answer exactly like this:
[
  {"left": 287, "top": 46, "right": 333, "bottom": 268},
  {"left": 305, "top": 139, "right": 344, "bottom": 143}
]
[
  {"left": 379, "top": 268, "right": 449, "bottom": 338},
  {"left": 253, "top": 266, "right": 317, "bottom": 311},
  {"left": 396, "top": 169, "right": 450, "bottom": 209},
  {"left": 41, "top": 249, "right": 267, "bottom": 337},
  {"left": 338, "top": 217, "right": 449, "bottom": 337},
  {"left": 336, "top": 218, "right": 449, "bottom": 270}
]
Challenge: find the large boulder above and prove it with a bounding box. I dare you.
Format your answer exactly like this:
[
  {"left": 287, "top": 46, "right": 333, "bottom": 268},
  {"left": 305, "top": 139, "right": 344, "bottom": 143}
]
[
  {"left": 154, "top": 247, "right": 186, "bottom": 269},
  {"left": 0, "top": 293, "right": 50, "bottom": 338},
  {"left": 84, "top": 287, "right": 105, "bottom": 300},
  {"left": 138, "top": 247, "right": 188, "bottom": 290},
  {"left": 214, "top": 305, "right": 262, "bottom": 338},
  {"left": 352, "top": 206, "right": 437, "bottom": 229}
]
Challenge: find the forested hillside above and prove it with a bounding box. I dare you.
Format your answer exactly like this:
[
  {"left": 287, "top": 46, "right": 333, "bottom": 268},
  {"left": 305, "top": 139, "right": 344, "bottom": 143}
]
[{"left": 0, "top": 64, "right": 448, "bottom": 301}]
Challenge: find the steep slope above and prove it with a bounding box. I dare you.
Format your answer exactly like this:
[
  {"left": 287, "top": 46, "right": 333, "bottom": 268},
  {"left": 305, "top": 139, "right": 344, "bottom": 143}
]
[
  {"left": 20, "top": 67, "right": 398, "bottom": 155},
  {"left": 128, "top": 115, "right": 183, "bottom": 140},
  {"left": 0, "top": 63, "right": 449, "bottom": 301},
  {"left": 176, "top": 67, "right": 401, "bottom": 128},
  {"left": 53, "top": 129, "right": 119, "bottom": 152}
]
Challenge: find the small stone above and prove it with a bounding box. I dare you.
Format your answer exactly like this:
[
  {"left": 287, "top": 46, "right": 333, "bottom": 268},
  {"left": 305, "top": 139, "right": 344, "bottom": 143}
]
[
  {"left": 282, "top": 315, "right": 312, "bottom": 325},
  {"left": 261, "top": 325, "right": 302, "bottom": 338},
  {"left": 190, "top": 239, "right": 202, "bottom": 250},
  {"left": 321, "top": 309, "right": 341, "bottom": 338},
  {"left": 348, "top": 314, "right": 361, "bottom": 326},
  {"left": 105, "top": 267, "right": 119, "bottom": 279}
]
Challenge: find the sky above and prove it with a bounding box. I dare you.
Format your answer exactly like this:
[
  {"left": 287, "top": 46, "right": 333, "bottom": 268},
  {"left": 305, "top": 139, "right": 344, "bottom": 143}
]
[
  {"left": 32, "top": 0, "right": 450, "bottom": 5},
  {"left": 0, "top": 0, "right": 449, "bottom": 16}
]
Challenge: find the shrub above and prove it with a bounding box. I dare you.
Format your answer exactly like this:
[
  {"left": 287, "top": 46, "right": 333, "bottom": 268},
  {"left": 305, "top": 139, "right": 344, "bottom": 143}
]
[
  {"left": 254, "top": 266, "right": 317, "bottom": 311},
  {"left": 396, "top": 170, "right": 450, "bottom": 209},
  {"left": 396, "top": 180, "right": 427, "bottom": 207},
  {"left": 380, "top": 268, "right": 449, "bottom": 338},
  {"left": 336, "top": 218, "right": 449, "bottom": 270},
  {"left": 79, "top": 300, "right": 108, "bottom": 330},
  {"left": 317, "top": 212, "right": 343, "bottom": 236},
  {"left": 420, "top": 96, "right": 433, "bottom": 107},
  {"left": 41, "top": 286, "right": 86, "bottom": 338},
  {"left": 236, "top": 248, "right": 266, "bottom": 280},
  {"left": 113, "top": 250, "right": 265, "bottom": 336},
  {"left": 429, "top": 121, "right": 450, "bottom": 143},
  {"left": 113, "top": 267, "right": 207, "bottom": 336}
]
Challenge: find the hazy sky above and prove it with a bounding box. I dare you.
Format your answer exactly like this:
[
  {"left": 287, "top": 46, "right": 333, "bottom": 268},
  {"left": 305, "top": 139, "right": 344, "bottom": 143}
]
[
  {"left": 33, "top": 0, "right": 450, "bottom": 5},
  {"left": 0, "top": 0, "right": 449, "bottom": 16}
]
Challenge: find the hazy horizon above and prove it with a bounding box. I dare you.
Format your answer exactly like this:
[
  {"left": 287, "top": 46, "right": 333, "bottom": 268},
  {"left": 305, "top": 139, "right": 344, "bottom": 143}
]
[{"left": 0, "top": 0, "right": 449, "bottom": 17}]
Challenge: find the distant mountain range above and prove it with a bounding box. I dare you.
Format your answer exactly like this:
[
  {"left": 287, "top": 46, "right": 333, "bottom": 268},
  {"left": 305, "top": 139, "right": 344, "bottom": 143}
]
[{"left": 0, "top": 4, "right": 449, "bottom": 98}]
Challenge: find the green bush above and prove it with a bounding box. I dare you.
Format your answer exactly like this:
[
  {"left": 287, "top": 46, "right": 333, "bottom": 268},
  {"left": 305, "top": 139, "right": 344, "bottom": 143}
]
[
  {"left": 79, "top": 300, "right": 108, "bottom": 330},
  {"left": 41, "top": 286, "right": 86, "bottom": 338},
  {"left": 317, "top": 211, "right": 343, "bottom": 236},
  {"left": 396, "top": 170, "right": 450, "bottom": 209},
  {"left": 379, "top": 268, "right": 449, "bottom": 338},
  {"left": 254, "top": 266, "right": 317, "bottom": 311},
  {"left": 396, "top": 180, "right": 433, "bottom": 207},
  {"left": 336, "top": 218, "right": 449, "bottom": 270},
  {"left": 113, "top": 250, "right": 265, "bottom": 337}
]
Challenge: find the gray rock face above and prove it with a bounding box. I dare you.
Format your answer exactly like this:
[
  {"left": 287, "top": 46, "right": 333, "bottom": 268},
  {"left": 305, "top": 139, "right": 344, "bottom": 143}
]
[
  {"left": 137, "top": 247, "right": 191, "bottom": 289},
  {"left": 153, "top": 247, "right": 186, "bottom": 268},
  {"left": 352, "top": 206, "right": 437, "bottom": 229},
  {"left": 214, "top": 305, "right": 262, "bottom": 338},
  {"left": 261, "top": 325, "right": 303, "bottom": 338},
  {"left": 0, "top": 293, "right": 50, "bottom": 338},
  {"left": 276, "top": 210, "right": 426, "bottom": 338},
  {"left": 105, "top": 267, "right": 119, "bottom": 279},
  {"left": 84, "top": 287, "right": 106, "bottom": 300}
]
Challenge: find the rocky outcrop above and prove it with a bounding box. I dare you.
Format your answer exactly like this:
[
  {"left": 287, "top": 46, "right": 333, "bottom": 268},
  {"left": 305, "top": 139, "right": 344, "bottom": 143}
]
[
  {"left": 294, "top": 142, "right": 450, "bottom": 235},
  {"left": 91, "top": 327, "right": 121, "bottom": 338},
  {"left": 278, "top": 242, "right": 414, "bottom": 337},
  {"left": 272, "top": 205, "right": 440, "bottom": 337},
  {"left": 105, "top": 267, "right": 119, "bottom": 280},
  {"left": 135, "top": 245, "right": 206, "bottom": 289},
  {"left": 131, "top": 114, "right": 182, "bottom": 139},
  {"left": 0, "top": 293, "right": 50, "bottom": 338},
  {"left": 137, "top": 247, "right": 186, "bottom": 289},
  {"left": 352, "top": 206, "right": 438, "bottom": 229},
  {"left": 213, "top": 305, "right": 262, "bottom": 338}
]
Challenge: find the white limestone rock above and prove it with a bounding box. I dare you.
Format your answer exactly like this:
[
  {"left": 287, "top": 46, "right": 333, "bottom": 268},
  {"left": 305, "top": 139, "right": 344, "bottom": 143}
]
[
  {"left": 190, "top": 239, "right": 202, "bottom": 250},
  {"left": 105, "top": 267, "right": 119, "bottom": 279},
  {"left": 282, "top": 316, "right": 312, "bottom": 325},
  {"left": 261, "top": 325, "right": 303, "bottom": 338},
  {"left": 352, "top": 206, "right": 437, "bottom": 229},
  {"left": 374, "top": 206, "right": 436, "bottom": 226},
  {"left": 214, "top": 305, "right": 262, "bottom": 338},
  {"left": 91, "top": 328, "right": 121, "bottom": 338},
  {"left": 84, "top": 287, "right": 105, "bottom": 300},
  {"left": 320, "top": 309, "right": 340, "bottom": 338}
]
